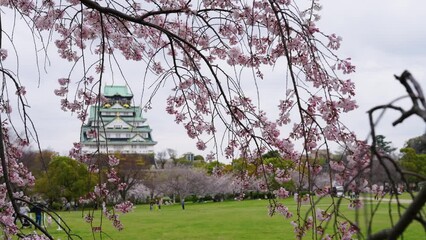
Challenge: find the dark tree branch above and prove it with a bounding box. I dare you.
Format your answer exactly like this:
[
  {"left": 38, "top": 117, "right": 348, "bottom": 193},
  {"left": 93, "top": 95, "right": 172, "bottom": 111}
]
[
  {"left": 367, "top": 70, "right": 426, "bottom": 240},
  {"left": 368, "top": 186, "right": 426, "bottom": 240},
  {"left": 401, "top": 170, "right": 426, "bottom": 181},
  {"left": 393, "top": 71, "right": 426, "bottom": 125}
]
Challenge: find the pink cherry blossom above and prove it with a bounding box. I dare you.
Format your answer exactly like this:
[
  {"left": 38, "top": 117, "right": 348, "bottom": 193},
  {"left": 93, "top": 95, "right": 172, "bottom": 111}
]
[
  {"left": 115, "top": 201, "right": 134, "bottom": 214},
  {"left": 196, "top": 139, "right": 207, "bottom": 150},
  {"left": 327, "top": 34, "right": 342, "bottom": 50},
  {"left": 0, "top": 49, "right": 8, "bottom": 60},
  {"left": 348, "top": 199, "right": 363, "bottom": 209},
  {"left": 275, "top": 203, "right": 293, "bottom": 219},
  {"left": 316, "top": 208, "right": 331, "bottom": 222},
  {"left": 274, "top": 187, "right": 290, "bottom": 199},
  {"left": 108, "top": 155, "right": 120, "bottom": 167}
]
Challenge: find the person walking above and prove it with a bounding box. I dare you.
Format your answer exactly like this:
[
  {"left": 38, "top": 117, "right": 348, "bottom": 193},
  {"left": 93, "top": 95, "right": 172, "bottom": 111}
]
[
  {"left": 31, "top": 203, "right": 43, "bottom": 226},
  {"left": 149, "top": 200, "right": 154, "bottom": 211},
  {"left": 157, "top": 198, "right": 162, "bottom": 210}
]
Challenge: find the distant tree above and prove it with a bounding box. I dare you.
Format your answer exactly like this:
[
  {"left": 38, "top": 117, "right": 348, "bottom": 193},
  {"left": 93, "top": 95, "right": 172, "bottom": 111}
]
[
  {"left": 262, "top": 150, "right": 281, "bottom": 159},
  {"left": 399, "top": 148, "right": 426, "bottom": 184},
  {"left": 140, "top": 169, "right": 166, "bottom": 200},
  {"left": 202, "top": 161, "right": 226, "bottom": 174},
  {"left": 167, "top": 149, "right": 178, "bottom": 166},
  {"left": 370, "top": 156, "right": 401, "bottom": 186},
  {"left": 208, "top": 173, "right": 236, "bottom": 201},
  {"left": 35, "top": 156, "right": 97, "bottom": 205},
  {"left": 160, "top": 168, "right": 192, "bottom": 201},
  {"left": 175, "top": 156, "right": 192, "bottom": 166},
  {"left": 155, "top": 150, "right": 168, "bottom": 169},
  {"left": 230, "top": 158, "right": 256, "bottom": 176},
  {"left": 158, "top": 167, "right": 212, "bottom": 201},
  {"left": 404, "top": 134, "right": 426, "bottom": 154},
  {"left": 375, "top": 135, "right": 397, "bottom": 155},
  {"left": 112, "top": 153, "right": 152, "bottom": 202},
  {"left": 192, "top": 159, "right": 205, "bottom": 169},
  {"left": 263, "top": 155, "right": 295, "bottom": 192},
  {"left": 20, "top": 149, "right": 57, "bottom": 178}
]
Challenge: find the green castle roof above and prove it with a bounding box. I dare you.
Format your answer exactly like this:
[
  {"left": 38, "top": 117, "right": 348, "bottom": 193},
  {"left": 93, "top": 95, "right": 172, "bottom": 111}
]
[
  {"left": 86, "top": 106, "right": 146, "bottom": 122},
  {"left": 104, "top": 85, "right": 133, "bottom": 98}
]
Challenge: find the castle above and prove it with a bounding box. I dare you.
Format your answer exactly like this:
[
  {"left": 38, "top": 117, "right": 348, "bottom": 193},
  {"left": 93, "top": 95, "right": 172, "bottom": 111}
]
[{"left": 80, "top": 85, "right": 156, "bottom": 154}]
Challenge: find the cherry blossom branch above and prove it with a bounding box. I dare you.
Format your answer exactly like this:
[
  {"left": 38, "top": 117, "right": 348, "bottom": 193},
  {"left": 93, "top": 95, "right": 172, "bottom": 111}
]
[
  {"left": 79, "top": 0, "right": 249, "bottom": 128},
  {"left": 0, "top": 123, "right": 20, "bottom": 231},
  {"left": 0, "top": 67, "right": 55, "bottom": 237},
  {"left": 0, "top": 126, "right": 52, "bottom": 239}
]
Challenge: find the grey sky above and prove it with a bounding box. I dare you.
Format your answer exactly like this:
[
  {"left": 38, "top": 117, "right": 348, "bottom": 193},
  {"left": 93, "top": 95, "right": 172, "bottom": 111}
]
[
  {"left": 319, "top": 0, "right": 426, "bottom": 152},
  {"left": 4, "top": 1, "right": 426, "bottom": 159}
]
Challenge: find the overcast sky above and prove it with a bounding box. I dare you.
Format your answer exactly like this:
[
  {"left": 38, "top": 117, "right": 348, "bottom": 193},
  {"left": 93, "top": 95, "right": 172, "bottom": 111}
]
[
  {"left": 4, "top": 0, "right": 426, "bottom": 159},
  {"left": 319, "top": 0, "right": 426, "bottom": 151}
]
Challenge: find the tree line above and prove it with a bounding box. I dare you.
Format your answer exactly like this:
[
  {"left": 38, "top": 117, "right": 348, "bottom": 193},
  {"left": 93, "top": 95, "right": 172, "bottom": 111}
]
[{"left": 21, "top": 134, "right": 425, "bottom": 211}]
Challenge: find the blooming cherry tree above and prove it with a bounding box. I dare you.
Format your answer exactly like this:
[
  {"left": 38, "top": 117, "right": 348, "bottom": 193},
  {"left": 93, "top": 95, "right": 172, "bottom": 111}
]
[{"left": 0, "top": 0, "right": 423, "bottom": 239}]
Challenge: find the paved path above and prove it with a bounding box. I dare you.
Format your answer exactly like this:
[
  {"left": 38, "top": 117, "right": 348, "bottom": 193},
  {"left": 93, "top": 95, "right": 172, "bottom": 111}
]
[{"left": 358, "top": 197, "right": 413, "bottom": 204}]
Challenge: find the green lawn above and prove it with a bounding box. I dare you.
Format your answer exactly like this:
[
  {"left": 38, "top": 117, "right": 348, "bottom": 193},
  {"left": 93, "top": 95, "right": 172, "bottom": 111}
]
[{"left": 16, "top": 197, "right": 425, "bottom": 239}]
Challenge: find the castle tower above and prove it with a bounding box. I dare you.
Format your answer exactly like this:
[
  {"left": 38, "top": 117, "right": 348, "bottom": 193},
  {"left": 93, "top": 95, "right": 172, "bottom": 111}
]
[{"left": 80, "top": 85, "right": 156, "bottom": 154}]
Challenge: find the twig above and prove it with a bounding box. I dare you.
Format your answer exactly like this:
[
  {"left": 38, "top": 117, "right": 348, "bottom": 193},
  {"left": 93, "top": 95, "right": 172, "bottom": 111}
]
[
  {"left": 367, "top": 70, "right": 426, "bottom": 239},
  {"left": 368, "top": 186, "right": 426, "bottom": 240},
  {"left": 393, "top": 71, "right": 426, "bottom": 125}
]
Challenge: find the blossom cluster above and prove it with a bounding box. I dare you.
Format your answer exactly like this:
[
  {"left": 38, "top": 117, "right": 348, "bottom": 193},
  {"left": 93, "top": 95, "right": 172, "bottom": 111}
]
[{"left": 0, "top": 123, "right": 35, "bottom": 238}]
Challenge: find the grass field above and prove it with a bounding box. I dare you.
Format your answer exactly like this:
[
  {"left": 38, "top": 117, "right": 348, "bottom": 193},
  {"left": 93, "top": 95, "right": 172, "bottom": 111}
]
[{"left": 16, "top": 196, "right": 425, "bottom": 240}]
